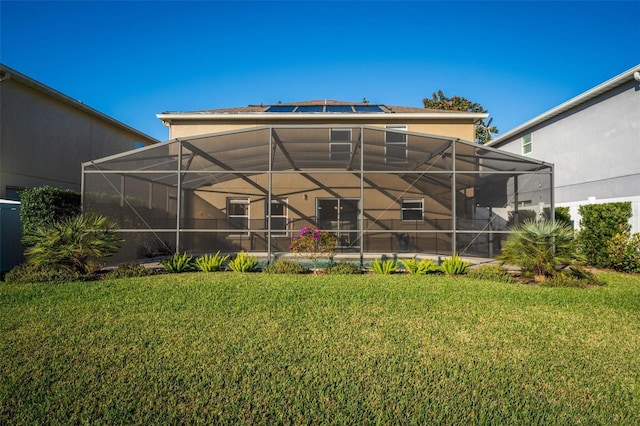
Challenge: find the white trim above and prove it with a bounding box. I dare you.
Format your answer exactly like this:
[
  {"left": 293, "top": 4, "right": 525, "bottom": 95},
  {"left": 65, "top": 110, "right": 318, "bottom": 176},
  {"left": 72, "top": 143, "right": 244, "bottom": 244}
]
[
  {"left": 157, "top": 112, "right": 488, "bottom": 122},
  {"left": 488, "top": 64, "right": 640, "bottom": 147},
  {"left": 227, "top": 197, "right": 250, "bottom": 235},
  {"left": 268, "top": 198, "right": 288, "bottom": 237},
  {"left": 401, "top": 198, "right": 424, "bottom": 222}
]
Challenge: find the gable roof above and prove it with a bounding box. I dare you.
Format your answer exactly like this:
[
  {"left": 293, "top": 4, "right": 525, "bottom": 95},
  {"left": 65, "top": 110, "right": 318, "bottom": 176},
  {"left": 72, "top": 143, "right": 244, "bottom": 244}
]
[
  {"left": 0, "top": 63, "right": 160, "bottom": 145},
  {"left": 487, "top": 64, "right": 640, "bottom": 147}
]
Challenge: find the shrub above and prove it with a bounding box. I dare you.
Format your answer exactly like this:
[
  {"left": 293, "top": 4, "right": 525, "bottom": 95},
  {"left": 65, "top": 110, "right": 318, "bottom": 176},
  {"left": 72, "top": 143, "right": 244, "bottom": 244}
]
[
  {"left": 160, "top": 252, "right": 195, "bottom": 273},
  {"left": 370, "top": 258, "right": 398, "bottom": 275},
  {"left": 195, "top": 251, "right": 230, "bottom": 272},
  {"left": 19, "top": 186, "right": 81, "bottom": 234},
  {"left": 228, "top": 251, "right": 258, "bottom": 273},
  {"left": 543, "top": 206, "right": 572, "bottom": 227},
  {"left": 607, "top": 233, "right": 640, "bottom": 273},
  {"left": 440, "top": 255, "right": 471, "bottom": 275},
  {"left": 289, "top": 226, "right": 337, "bottom": 270},
  {"left": 264, "top": 259, "right": 307, "bottom": 274},
  {"left": 22, "top": 213, "right": 121, "bottom": 275},
  {"left": 105, "top": 263, "right": 155, "bottom": 279},
  {"left": 467, "top": 264, "right": 514, "bottom": 283},
  {"left": 578, "top": 202, "right": 632, "bottom": 268},
  {"left": 4, "top": 263, "right": 89, "bottom": 284},
  {"left": 400, "top": 258, "right": 439, "bottom": 275},
  {"left": 499, "top": 220, "right": 578, "bottom": 278},
  {"left": 324, "top": 262, "right": 362, "bottom": 275}
]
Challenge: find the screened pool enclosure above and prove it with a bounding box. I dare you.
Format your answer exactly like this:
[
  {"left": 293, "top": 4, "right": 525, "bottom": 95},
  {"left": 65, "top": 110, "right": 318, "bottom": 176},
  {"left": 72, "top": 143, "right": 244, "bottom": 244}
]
[{"left": 82, "top": 125, "right": 553, "bottom": 264}]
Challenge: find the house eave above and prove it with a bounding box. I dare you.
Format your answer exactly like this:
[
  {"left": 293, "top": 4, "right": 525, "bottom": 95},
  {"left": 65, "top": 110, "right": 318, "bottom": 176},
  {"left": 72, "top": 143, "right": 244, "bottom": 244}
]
[
  {"left": 0, "top": 63, "right": 160, "bottom": 145},
  {"left": 156, "top": 111, "right": 488, "bottom": 125},
  {"left": 487, "top": 64, "right": 640, "bottom": 147}
]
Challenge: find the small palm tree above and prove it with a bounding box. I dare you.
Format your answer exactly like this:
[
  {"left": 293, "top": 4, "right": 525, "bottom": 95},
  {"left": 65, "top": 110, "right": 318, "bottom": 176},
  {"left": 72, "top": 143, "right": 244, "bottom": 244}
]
[
  {"left": 23, "top": 213, "right": 122, "bottom": 274},
  {"left": 498, "top": 220, "right": 579, "bottom": 279}
]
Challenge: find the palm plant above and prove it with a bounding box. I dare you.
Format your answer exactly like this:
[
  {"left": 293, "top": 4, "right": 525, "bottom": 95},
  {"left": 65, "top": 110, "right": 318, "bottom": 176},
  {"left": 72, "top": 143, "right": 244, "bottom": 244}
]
[
  {"left": 22, "top": 213, "right": 121, "bottom": 274},
  {"left": 498, "top": 219, "right": 579, "bottom": 279}
]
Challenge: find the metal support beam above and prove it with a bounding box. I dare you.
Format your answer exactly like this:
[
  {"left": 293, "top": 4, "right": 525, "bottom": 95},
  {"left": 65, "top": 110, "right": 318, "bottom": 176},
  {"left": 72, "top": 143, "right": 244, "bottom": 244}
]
[
  {"left": 176, "top": 142, "right": 182, "bottom": 254},
  {"left": 451, "top": 139, "right": 457, "bottom": 255}
]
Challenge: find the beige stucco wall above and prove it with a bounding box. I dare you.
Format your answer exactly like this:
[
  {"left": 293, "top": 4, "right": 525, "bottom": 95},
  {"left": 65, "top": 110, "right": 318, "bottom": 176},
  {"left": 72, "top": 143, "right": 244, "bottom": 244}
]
[
  {"left": 167, "top": 118, "right": 476, "bottom": 142},
  {"left": 0, "top": 75, "right": 156, "bottom": 199},
  {"left": 187, "top": 173, "right": 452, "bottom": 227}
]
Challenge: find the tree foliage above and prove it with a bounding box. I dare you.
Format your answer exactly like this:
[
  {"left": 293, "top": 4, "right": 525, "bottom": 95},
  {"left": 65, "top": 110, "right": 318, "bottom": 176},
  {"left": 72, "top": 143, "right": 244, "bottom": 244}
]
[
  {"left": 423, "top": 90, "right": 498, "bottom": 144},
  {"left": 19, "top": 186, "right": 81, "bottom": 234}
]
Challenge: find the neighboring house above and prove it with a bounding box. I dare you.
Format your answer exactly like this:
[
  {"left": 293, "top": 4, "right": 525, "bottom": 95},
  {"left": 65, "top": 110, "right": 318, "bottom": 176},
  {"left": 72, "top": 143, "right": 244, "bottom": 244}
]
[
  {"left": 83, "top": 100, "right": 553, "bottom": 263},
  {"left": 0, "top": 64, "right": 159, "bottom": 200},
  {"left": 487, "top": 65, "right": 640, "bottom": 233},
  {"left": 0, "top": 64, "right": 159, "bottom": 274}
]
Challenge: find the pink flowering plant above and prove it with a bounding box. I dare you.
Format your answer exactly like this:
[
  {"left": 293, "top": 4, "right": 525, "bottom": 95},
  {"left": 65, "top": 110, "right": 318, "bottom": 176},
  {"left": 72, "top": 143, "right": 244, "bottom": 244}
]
[{"left": 289, "top": 226, "right": 337, "bottom": 271}]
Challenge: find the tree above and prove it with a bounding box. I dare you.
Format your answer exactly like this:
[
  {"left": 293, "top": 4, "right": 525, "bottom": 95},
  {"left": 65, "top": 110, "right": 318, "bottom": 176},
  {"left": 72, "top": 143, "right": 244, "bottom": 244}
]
[{"left": 423, "top": 90, "right": 498, "bottom": 144}]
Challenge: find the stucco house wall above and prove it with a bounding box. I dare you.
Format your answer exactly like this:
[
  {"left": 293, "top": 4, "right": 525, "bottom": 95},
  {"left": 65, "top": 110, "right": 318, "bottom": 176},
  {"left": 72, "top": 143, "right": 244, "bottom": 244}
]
[
  {"left": 487, "top": 65, "right": 640, "bottom": 232},
  {"left": 0, "top": 64, "right": 159, "bottom": 200}
]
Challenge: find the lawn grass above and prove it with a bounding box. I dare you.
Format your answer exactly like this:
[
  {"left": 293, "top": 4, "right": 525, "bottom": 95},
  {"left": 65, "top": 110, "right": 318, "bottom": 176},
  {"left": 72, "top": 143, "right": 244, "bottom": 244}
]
[{"left": 1, "top": 272, "right": 639, "bottom": 424}]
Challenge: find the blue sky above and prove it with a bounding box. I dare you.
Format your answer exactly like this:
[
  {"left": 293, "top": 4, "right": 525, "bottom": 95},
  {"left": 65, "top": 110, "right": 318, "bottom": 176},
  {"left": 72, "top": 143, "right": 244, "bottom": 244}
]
[{"left": 2, "top": 1, "right": 639, "bottom": 141}]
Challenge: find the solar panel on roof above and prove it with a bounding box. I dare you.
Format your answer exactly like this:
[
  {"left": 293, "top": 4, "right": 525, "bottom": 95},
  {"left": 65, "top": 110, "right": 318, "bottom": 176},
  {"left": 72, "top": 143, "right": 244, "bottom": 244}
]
[
  {"left": 354, "top": 105, "right": 383, "bottom": 112},
  {"left": 326, "top": 105, "right": 354, "bottom": 113},
  {"left": 296, "top": 105, "right": 324, "bottom": 113},
  {"left": 267, "top": 105, "right": 296, "bottom": 112}
]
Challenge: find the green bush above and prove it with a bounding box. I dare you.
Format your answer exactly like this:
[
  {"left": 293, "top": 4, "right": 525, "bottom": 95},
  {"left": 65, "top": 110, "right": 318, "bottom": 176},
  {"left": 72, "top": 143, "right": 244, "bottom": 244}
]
[
  {"left": 160, "top": 252, "right": 195, "bottom": 273},
  {"left": 400, "top": 258, "right": 439, "bottom": 275},
  {"left": 264, "top": 259, "right": 307, "bottom": 274},
  {"left": 4, "top": 263, "right": 89, "bottom": 283},
  {"left": 22, "top": 213, "right": 121, "bottom": 275},
  {"left": 440, "top": 255, "right": 471, "bottom": 275},
  {"left": 324, "top": 262, "right": 362, "bottom": 275},
  {"left": 499, "top": 220, "right": 578, "bottom": 278},
  {"left": 467, "top": 264, "right": 514, "bottom": 283},
  {"left": 578, "top": 202, "right": 632, "bottom": 268},
  {"left": 607, "top": 233, "right": 640, "bottom": 273},
  {"left": 19, "top": 186, "right": 81, "bottom": 234},
  {"left": 228, "top": 251, "right": 258, "bottom": 273},
  {"left": 543, "top": 206, "right": 572, "bottom": 227},
  {"left": 105, "top": 263, "right": 155, "bottom": 279},
  {"left": 195, "top": 251, "right": 230, "bottom": 272},
  {"left": 369, "top": 258, "right": 398, "bottom": 275}
]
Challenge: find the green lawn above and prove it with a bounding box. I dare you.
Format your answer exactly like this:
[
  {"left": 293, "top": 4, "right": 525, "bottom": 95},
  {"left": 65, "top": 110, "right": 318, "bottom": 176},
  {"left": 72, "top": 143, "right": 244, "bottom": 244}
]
[{"left": 1, "top": 273, "right": 639, "bottom": 424}]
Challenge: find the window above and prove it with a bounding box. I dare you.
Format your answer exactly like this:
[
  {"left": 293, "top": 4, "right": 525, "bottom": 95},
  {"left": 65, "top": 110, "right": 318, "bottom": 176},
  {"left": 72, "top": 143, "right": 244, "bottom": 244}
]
[
  {"left": 522, "top": 133, "right": 532, "bottom": 154},
  {"left": 330, "top": 129, "right": 351, "bottom": 161},
  {"left": 227, "top": 198, "right": 249, "bottom": 233},
  {"left": 385, "top": 125, "right": 407, "bottom": 162},
  {"left": 401, "top": 198, "right": 423, "bottom": 221},
  {"left": 267, "top": 199, "right": 288, "bottom": 236}
]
